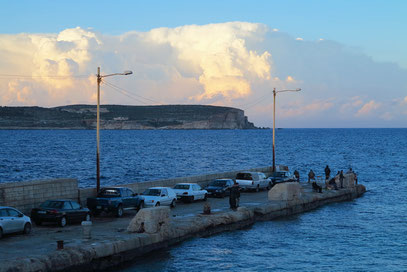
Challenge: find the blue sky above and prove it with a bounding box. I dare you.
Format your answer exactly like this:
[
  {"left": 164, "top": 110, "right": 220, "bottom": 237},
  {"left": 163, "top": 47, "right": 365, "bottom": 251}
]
[{"left": 0, "top": 0, "right": 406, "bottom": 127}]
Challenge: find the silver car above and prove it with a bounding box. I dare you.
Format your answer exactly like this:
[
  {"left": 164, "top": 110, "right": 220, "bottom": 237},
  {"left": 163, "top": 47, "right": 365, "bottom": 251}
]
[{"left": 0, "top": 206, "right": 32, "bottom": 238}]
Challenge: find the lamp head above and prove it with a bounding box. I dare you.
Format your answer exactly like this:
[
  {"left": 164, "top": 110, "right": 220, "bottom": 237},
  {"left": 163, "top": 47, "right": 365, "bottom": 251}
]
[{"left": 123, "top": 70, "right": 133, "bottom": 75}]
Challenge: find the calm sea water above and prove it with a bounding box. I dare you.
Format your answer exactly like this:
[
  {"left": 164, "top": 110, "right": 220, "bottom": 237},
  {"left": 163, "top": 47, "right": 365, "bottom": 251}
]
[{"left": 1, "top": 129, "right": 406, "bottom": 271}]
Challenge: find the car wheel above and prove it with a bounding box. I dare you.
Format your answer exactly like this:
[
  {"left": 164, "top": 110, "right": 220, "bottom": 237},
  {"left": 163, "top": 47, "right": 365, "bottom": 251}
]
[
  {"left": 256, "top": 185, "right": 260, "bottom": 192},
  {"left": 59, "top": 216, "right": 67, "bottom": 227},
  {"left": 23, "top": 223, "right": 32, "bottom": 234},
  {"left": 204, "top": 194, "right": 207, "bottom": 201},
  {"left": 85, "top": 213, "right": 91, "bottom": 221},
  {"left": 155, "top": 202, "right": 160, "bottom": 207},
  {"left": 91, "top": 209, "right": 100, "bottom": 216},
  {"left": 170, "top": 199, "right": 176, "bottom": 208},
  {"left": 137, "top": 201, "right": 145, "bottom": 211},
  {"left": 190, "top": 196, "right": 195, "bottom": 203},
  {"left": 116, "top": 205, "right": 124, "bottom": 217}
]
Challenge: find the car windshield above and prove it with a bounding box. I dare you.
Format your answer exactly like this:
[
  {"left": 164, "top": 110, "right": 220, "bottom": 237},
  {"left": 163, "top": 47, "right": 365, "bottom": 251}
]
[
  {"left": 142, "top": 189, "right": 161, "bottom": 196},
  {"left": 40, "top": 200, "right": 63, "bottom": 209},
  {"left": 174, "top": 184, "right": 190, "bottom": 189},
  {"left": 210, "top": 180, "right": 227, "bottom": 186},
  {"left": 236, "top": 173, "right": 252, "bottom": 180},
  {"left": 98, "top": 188, "right": 120, "bottom": 197},
  {"left": 271, "top": 172, "right": 286, "bottom": 178}
]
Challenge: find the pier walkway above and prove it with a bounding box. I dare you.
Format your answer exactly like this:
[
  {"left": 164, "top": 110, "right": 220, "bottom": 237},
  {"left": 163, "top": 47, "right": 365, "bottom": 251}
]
[{"left": 0, "top": 182, "right": 365, "bottom": 271}]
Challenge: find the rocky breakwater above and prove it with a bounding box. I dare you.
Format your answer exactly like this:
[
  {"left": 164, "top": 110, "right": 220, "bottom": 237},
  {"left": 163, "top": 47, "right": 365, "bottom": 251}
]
[{"left": 1, "top": 175, "right": 365, "bottom": 272}]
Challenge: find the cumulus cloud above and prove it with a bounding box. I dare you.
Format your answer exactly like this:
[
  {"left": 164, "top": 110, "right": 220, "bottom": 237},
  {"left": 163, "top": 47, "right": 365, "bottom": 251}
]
[
  {"left": 279, "top": 99, "right": 334, "bottom": 118},
  {"left": 356, "top": 100, "right": 381, "bottom": 116},
  {"left": 1, "top": 22, "right": 407, "bottom": 127}
]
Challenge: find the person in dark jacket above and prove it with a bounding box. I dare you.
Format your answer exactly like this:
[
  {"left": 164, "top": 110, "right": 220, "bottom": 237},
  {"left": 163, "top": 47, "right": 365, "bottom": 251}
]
[
  {"left": 328, "top": 177, "right": 338, "bottom": 190},
  {"left": 324, "top": 165, "right": 331, "bottom": 180},
  {"left": 308, "top": 169, "right": 315, "bottom": 183},
  {"left": 229, "top": 181, "right": 240, "bottom": 210},
  {"left": 293, "top": 170, "right": 300, "bottom": 182}
]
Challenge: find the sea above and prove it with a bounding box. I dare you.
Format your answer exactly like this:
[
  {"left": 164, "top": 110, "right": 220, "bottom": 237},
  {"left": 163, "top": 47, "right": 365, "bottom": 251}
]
[{"left": 0, "top": 129, "right": 406, "bottom": 271}]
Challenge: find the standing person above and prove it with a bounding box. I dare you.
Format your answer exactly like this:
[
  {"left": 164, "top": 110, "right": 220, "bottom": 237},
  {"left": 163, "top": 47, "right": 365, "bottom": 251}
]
[
  {"left": 294, "top": 170, "right": 300, "bottom": 182},
  {"left": 324, "top": 165, "right": 331, "bottom": 180},
  {"left": 229, "top": 181, "right": 240, "bottom": 210},
  {"left": 339, "top": 170, "right": 344, "bottom": 188},
  {"left": 308, "top": 169, "right": 315, "bottom": 183}
]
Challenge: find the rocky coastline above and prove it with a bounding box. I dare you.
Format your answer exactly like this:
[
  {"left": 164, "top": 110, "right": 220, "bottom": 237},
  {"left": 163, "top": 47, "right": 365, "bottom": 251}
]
[{"left": 0, "top": 104, "right": 256, "bottom": 130}]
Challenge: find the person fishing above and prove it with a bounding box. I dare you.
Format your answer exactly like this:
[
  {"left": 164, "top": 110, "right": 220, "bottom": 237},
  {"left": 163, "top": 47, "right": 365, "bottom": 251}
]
[
  {"left": 294, "top": 170, "right": 300, "bottom": 182},
  {"left": 324, "top": 165, "right": 331, "bottom": 180},
  {"left": 308, "top": 169, "right": 315, "bottom": 183},
  {"left": 229, "top": 181, "right": 240, "bottom": 210}
]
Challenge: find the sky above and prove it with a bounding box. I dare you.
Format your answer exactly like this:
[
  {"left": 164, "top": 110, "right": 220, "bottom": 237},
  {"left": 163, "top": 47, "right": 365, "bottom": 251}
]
[{"left": 0, "top": 0, "right": 406, "bottom": 128}]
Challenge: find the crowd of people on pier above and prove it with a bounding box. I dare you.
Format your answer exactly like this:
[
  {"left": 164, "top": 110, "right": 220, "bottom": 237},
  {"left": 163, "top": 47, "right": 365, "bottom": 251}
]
[{"left": 228, "top": 165, "right": 358, "bottom": 209}]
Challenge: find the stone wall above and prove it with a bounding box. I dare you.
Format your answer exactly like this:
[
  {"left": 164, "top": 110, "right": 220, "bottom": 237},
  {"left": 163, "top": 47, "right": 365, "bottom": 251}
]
[
  {"left": 78, "top": 166, "right": 272, "bottom": 205},
  {"left": 0, "top": 179, "right": 78, "bottom": 213},
  {"left": 0, "top": 167, "right": 272, "bottom": 211}
]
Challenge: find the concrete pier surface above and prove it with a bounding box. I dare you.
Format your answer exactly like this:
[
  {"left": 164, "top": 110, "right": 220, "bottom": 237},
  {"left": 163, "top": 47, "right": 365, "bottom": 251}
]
[{"left": 0, "top": 182, "right": 366, "bottom": 272}]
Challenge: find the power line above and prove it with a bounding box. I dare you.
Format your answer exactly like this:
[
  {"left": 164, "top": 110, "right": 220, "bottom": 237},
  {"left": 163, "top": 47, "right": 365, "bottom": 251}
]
[
  {"left": 0, "top": 73, "right": 90, "bottom": 79},
  {"left": 102, "top": 80, "right": 158, "bottom": 105},
  {"left": 238, "top": 93, "right": 271, "bottom": 110},
  {"left": 102, "top": 79, "right": 161, "bottom": 105}
]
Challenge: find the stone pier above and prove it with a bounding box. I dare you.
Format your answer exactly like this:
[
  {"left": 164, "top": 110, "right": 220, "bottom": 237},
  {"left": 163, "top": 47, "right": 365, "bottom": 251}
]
[{"left": 0, "top": 182, "right": 366, "bottom": 272}]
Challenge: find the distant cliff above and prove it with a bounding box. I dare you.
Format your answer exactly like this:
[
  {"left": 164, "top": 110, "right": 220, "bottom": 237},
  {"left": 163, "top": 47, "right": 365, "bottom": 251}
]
[{"left": 0, "top": 105, "right": 257, "bottom": 129}]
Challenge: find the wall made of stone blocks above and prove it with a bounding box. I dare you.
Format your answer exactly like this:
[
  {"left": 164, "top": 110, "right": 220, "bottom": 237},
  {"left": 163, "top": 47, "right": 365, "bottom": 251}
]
[
  {"left": 0, "top": 179, "right": 78, "bottom": 214},
  {"left": 78, "top": 166, "right": 272, "bottom": 204},
  {"left": 0, "top": 167, "right": 272, "bottom": 210}
]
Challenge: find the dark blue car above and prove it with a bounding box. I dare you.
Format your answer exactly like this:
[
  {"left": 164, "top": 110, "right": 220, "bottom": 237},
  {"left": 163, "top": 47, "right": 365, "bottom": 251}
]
[
  {"left": 205, "top": 179, "right": 234, "bottom": 198},
  {"left": 31, "top": 200, "right": 90, "bottom": 227}
]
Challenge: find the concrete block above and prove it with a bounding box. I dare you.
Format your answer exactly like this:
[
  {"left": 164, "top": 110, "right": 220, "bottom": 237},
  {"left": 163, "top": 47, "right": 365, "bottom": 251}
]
[
  {"left": 268, "top": 183, "right": 304, "bottom": 202},
  {"left": 127, "top": 206, "right": 170, "bottom": 234}
]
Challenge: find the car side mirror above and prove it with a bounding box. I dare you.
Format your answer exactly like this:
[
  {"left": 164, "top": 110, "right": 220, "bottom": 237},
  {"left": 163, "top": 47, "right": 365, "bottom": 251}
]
[
  {"left": 161, "top": 194, "right": 166, "bottom": 197},
  {"left": 18, "top": 213, "right": 23, "bottom": 217}
]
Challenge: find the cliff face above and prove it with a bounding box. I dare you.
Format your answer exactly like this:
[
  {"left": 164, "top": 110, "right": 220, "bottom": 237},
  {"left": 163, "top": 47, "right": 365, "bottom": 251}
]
[{"left": 0, "top": 105, "right": 256, "bottom": 129}]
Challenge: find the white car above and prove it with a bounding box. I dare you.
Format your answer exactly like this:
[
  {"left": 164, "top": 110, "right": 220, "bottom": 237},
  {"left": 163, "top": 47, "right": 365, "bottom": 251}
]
[
  {"left": 141, "top": 187, "right": 177, "bottom": 208},
  {"left": 173, "top": 183, "right": 208, "bottom": 203},
  {"left": 0, "top": 206, "right": 32, "bottom": 239},
  {"left": 235, "top": 172, "right": 270, "bottom": 191}
]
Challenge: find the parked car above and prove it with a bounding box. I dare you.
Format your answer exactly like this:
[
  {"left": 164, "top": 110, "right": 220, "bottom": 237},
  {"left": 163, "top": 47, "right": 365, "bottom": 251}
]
[
  {"left": 0, "top": 206, "right": 31, "bottom": 239},
  {"left": 31, "top": 200, "right": 90, "bottom": 227},
  {"left": 205, "top": 179, "right": 234, "bottom": 197},
  {"left": 268, "top": 165, "right": 296, "bottom": 187},
  {"left": 173, "top": 183, "right": 208, "bottom": 203},
  {"left": 235, "top": 172, "right": 270, "bottom": 191},
  {"left": 141, "top": 187, "right": 177, "bottom": 208},
  {"left": 87, "top": 187, "right": 144, "bottom": 217}
]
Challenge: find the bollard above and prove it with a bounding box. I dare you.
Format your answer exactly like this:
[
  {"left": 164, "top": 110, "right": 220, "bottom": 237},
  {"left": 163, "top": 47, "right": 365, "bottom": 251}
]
[
  {"left": 82, "top": 221, "right": 92, "bottom": 239},
  {"left": 57, "top": 240, "right": 64, "bottom": 250}
]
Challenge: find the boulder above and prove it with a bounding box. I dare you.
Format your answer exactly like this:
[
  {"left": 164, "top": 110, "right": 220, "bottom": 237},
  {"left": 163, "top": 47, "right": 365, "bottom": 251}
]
[
  {"left": 268, "top": 182, "right": 303, "bottom": 202},
  {"left": 127, "top": 206, "right": 170, "bottom": 234}
]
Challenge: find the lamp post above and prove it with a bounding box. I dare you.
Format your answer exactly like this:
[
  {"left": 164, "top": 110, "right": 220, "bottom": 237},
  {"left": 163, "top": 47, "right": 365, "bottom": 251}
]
[
  {"left": 272, "top": 88, "right": 301, "bottom": 172},
  {"left": 96, "top": 67, "right": 132, "bottom": 192}
]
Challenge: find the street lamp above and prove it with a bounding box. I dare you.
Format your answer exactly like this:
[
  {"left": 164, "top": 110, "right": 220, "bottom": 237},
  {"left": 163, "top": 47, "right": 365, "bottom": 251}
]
[
  {"left": 96, "top": 67, "right": 133, "bottom": 192},
  {"left": 272, "top": 87, "right": 301, "bottom": 172}
]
